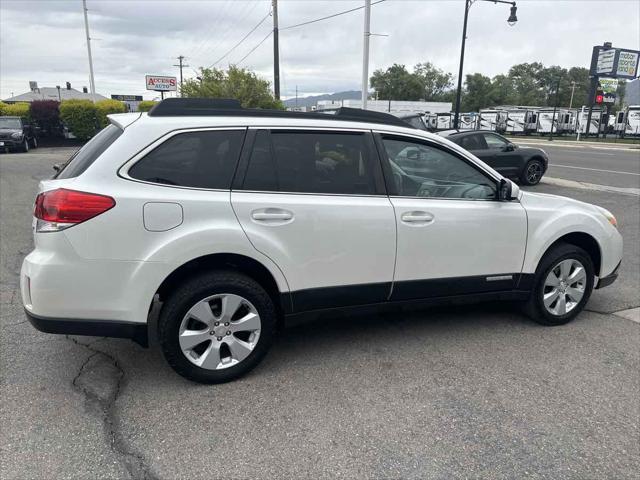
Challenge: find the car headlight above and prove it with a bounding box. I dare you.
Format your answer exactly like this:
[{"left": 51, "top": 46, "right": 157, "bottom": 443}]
[
  {"left": 10, "top": 132, "right": 22, "bottom": 139},
  {"left": 596, "top": 206, "right": 618, "bottom": 228}
]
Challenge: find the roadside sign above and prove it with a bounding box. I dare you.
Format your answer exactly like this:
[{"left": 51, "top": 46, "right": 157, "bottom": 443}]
[
  {"left": 145, "top": 75, "right": 177, "bottom": 92},
  {"left": 111, "top": 94, "right": 143, "bottom": 101},
  {"left": 596, "top": 49, "right": 616, "bottom": 74},
  {"left": 590, "top": 45, "right": 640, "bottom": 79},
  {"left": 616, "top": 50, "right": 639, "bottom": 78}
]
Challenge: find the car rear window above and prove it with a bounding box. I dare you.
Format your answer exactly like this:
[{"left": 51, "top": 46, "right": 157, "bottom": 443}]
[
  {"left": 56, "top": 125, "right": 123, "bottom": 179},
  {"left": 128, "top": 130, "right": 245, "bottom": 189}
]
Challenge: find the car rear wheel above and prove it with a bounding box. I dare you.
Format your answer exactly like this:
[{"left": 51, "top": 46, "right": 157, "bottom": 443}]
[
  {"left": 30, "top": 137, "right": 38, "bottom": 149},
  {"left": 158, "top": 270, "right": 277, "bottom": 384},
  {"left": 20, "top": 138, "right": 29, "bottom": 153},
  {"left": 521, "top": 159, "right": 544, "bottom": 185},
  {"left": 523, "top": 243, "right": 594, "bottom": 326}
]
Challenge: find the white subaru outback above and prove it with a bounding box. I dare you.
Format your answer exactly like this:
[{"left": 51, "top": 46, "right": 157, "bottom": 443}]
[{"left": 21, "top": 99, "right": 622, "bottom": 384}]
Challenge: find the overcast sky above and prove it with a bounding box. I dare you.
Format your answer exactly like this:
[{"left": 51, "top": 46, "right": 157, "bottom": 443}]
[{"left": 1, "top": 0, "right": 638, "bottom": 100}]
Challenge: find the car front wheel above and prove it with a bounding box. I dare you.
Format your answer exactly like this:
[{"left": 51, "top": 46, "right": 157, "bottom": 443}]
[
  {"left": 30, "top": 137, "right": 38, "bottom": 149},
  {"left": 523, "top": 243, "right": 594, "bottom": 326},
  {"left": 158, "top": 271, "right": 277, "bottom": 384},
  {"left": 20, "top": 138, "right": 29, "bottom": 153},
  {"left": 521, "top": 159, "right": 544, "bottom": 185}
]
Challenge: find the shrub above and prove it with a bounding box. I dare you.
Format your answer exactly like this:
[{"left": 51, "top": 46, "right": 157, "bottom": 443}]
[
  {"left": 59, "top": 99, "right": 97, "bottom": 141},
  {"left": 2, "top": 102, "right": 30, "bottom": 119},
  {"left": 0, "top": 101, "right": 8, "bottom": 116},
  {"left": 95, "top": 99, "right": 126, "bottom": 128},
  {"left": 138, "top": 100, "right": 157, "bottom": 112},
  {"left": 30, "top": 100, "right": 61, "bottom": 136}
]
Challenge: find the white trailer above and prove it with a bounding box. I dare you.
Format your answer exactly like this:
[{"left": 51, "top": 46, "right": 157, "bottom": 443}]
[
  {"left": 614, "top": 106, "right": 640, "bottom": 136},
  {"left": 478, "top": 109, "right": 506, "bottom": 131},
  {"left": 458, "top": 112, "right": 478, "bottom": 131},
  {"left": 536, "top": 109, "right": 561, "bottom": 134},
  {"left": 576, "top": 109, "right": 604, "bottom": 135},
  {"left": 435, "top": 112, "right": 453, "bottom": 130},
  {"left": 504, "top": 109, "right": 537, "bottom": 134}
]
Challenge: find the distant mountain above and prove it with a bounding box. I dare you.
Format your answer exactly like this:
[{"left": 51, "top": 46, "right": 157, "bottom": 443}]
[{"left": 283, "top": 90, "right": 361, "bottom": 108}]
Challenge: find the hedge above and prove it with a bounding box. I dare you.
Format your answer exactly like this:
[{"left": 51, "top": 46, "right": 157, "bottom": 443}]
[
  {"left": 59, "top": 99, "right": 97, "bottom": 141},
  {"left": 96, "top": 99, "right": 126, "bottom": 128},
  {"left": 30, "top": 100, "right": 61, "bottom": 136},
  {"left": 1, "top": 102, "right": 30, "bottom": 120},
  {"left": 0, "top": 101, "right": 8, "bottom": 116},
  {"left": 138, "top": 100, "right": 157, "bottom": 112}
]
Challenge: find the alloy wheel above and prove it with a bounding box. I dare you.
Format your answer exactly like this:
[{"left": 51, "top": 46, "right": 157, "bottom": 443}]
[
  {"left": 543, "top": 259, "right": 587, "bottom": 316},
  {"left": 178, "top": 293, "right": 261, "bottom": 370},
  {"left": 526, "top": 161, "right": 542, "bottom": 184}
]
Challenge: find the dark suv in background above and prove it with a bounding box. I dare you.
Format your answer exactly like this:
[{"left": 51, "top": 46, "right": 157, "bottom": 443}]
[
  {"left": 443, "top": 130, "right": 548, "bottom": 185},
  {"left": 0, "top": 116, "right": 38, "bottom": 153}
]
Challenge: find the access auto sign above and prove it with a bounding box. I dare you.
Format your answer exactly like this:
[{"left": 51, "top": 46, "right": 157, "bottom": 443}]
[{"left": 145, "top": 75, "right": 177, "bottom": 92}]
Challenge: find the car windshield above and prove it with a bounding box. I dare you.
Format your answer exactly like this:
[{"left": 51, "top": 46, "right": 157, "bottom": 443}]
[{"left": 0, "top": 118, "right": 22, "bottom": 129}]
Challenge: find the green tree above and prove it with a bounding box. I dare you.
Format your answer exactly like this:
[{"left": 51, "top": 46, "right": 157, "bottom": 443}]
[
  {"left": 181, "top": 66, "right": 282, "bottom": 109},
  {"left": 413, "top": 62, "right": 454, "bottom": 100},
  {"left": 489, "top": 74, "right": 517, "bottom": 106},
  {"left": 461, "top": 73, "right": 493, "bottom": 112},
  {"left": 508, "top": 62, "right": 546, "bottom": 105},
  {"left": 370, "top": 64, "right": 424, "bottom": 100}
]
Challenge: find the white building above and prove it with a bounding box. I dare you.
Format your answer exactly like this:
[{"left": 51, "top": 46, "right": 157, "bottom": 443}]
[{"left": 3, "top": 82, "right": 107, "bottom": 103}]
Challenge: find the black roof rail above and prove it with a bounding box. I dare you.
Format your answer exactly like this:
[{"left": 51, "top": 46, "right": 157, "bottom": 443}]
[{"left": 146, "top": 98, "right": 414, "bottom": 128}]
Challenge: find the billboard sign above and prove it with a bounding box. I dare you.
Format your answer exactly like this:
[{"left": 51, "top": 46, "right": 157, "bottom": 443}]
[
  {"left": 598, "top": 78, "right": 618, "bottom": 104},
  {"left": 590, "top": 46, "right": 640, "bottom": 79},
  {"left": 145, "top": 75, "right": 177, "bottom": 92},
  {"left": 616, "top": 50, "right": 639, "bottom": 78}
]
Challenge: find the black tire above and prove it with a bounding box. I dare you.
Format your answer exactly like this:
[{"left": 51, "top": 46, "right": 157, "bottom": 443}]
[
  {"left": 520, "top": 158, "right": 544, "bottom": 185},
  {"left": 522, "top": 243, "right": 594, "bottom": 326},
  {"left": 158, "top": 270, "right": 277, "bottom": 384},
  {"left": 30, "top": 137, "right": 38, "bottom": 149},
  {"left": 20, "top": 138, "right": 29, "bottom": 153}
]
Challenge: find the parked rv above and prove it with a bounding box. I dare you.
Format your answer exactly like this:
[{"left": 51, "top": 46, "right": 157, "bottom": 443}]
[
  {"left": 504, "top": 109, "right": 537, "bottom": 135},
  {"left": 614, "top": 106, "right": 640, "bottom": 136},
  {"left": 478, "top": 109, "right": 507, "bottom": 132},
  {"left": 576, "top": 109, "right": 604, "bottom": 135}
]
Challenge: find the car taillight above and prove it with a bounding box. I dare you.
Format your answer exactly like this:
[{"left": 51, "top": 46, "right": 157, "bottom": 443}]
[{"left": 34, "top": 188, "right": 115, "bottom": 232}]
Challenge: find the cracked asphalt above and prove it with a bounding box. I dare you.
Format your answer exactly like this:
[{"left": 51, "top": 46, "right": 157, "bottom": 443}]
[{"left": 1, "top": 148, "right": 638, "bottom": 479}]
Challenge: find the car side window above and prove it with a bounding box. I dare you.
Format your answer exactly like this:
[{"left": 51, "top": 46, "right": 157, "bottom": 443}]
[
  {"left": 458, "top": 134, "right": 485, "bottom": 150},
  {"left": 128, "top": 130, "right": 244, "bottom": 189},
  {"left": 381, "top": 136, "right": 496, "bottom": 200},
  {"left": 242, "top": 130, "right": 378, "bottom": 195},
  {"left": 483, "top": 133, "right": 509, "bottom": 149}
]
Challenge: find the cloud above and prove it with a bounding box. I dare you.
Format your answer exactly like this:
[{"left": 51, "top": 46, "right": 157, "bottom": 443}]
[{"left": 1, "top": 0, "right": 639, "bottom": 100}]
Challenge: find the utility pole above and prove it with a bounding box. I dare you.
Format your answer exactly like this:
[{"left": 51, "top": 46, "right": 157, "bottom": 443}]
[
  {"left": 295, "top": 85, "right": 298, "bottom": 108},
  {"left": 272, "top": 0, "right": 280, "bottom": 100},
  {"left": 549, "top": 78, "right": 561, "bottom": 141},
  {"left": 173, "top": 56, "right": 189, "bottom": 97},
  {"left": 361, "top": 0, "right": 371, "bottom": 109},
  {"left": 569, "top": 81, "right": 577, "bottom": 108},
  {"left": 82, "top": 0, "right": 96, "bottom": 102}
]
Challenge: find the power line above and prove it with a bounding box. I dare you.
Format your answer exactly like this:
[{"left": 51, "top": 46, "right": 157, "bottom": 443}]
[
  {"left": 209, "top": 9, "right": 272, "bottom": 67},
  {"left": 237, "top": 29, "right": 273, "bottom": 65},
  {"left": 280, "top": 0, "right": 386, "bottom": 31}
]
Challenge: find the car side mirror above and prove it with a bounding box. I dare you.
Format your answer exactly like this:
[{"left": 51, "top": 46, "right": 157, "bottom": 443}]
[
  {"left": 502, "top": 143, "right": 515, "bottom": 152},
  {"left": 498, "top": 178, "right": 519, "bottom": 201}
]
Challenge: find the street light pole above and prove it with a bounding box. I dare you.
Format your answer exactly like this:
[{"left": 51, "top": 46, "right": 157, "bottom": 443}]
[
  {"left": 361, "top": 0, "right": 371, "bottom": 110},
  {"left": 549, "top": 78, "right": 561, "bottom": 141},
  {"left": 453, "top": 0, "right": 517, "bottom": 129},
  {"left": 82, "top": 0, "right": 96, "bottom": 102}
]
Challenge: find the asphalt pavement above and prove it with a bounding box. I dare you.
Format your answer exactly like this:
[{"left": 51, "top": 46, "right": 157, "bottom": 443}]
[
  {"left": 1, "top": 147, "right": 638, "bottom": 479},
  {"left": 513, "top": 139, "right": 640, "bottom": 189}
]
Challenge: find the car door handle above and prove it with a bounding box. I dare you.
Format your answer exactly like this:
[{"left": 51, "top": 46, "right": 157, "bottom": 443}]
[
  {"left": 401, "top": 211, "right": 434, "bottom": 224},
  {"left": 251, "top": 209, "right": 293, "bottom": 222}
]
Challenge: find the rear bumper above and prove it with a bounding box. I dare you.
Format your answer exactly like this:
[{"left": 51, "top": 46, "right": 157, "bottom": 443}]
[{"left": 25, "top": 309, "right": 148, "bottom": 347}]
